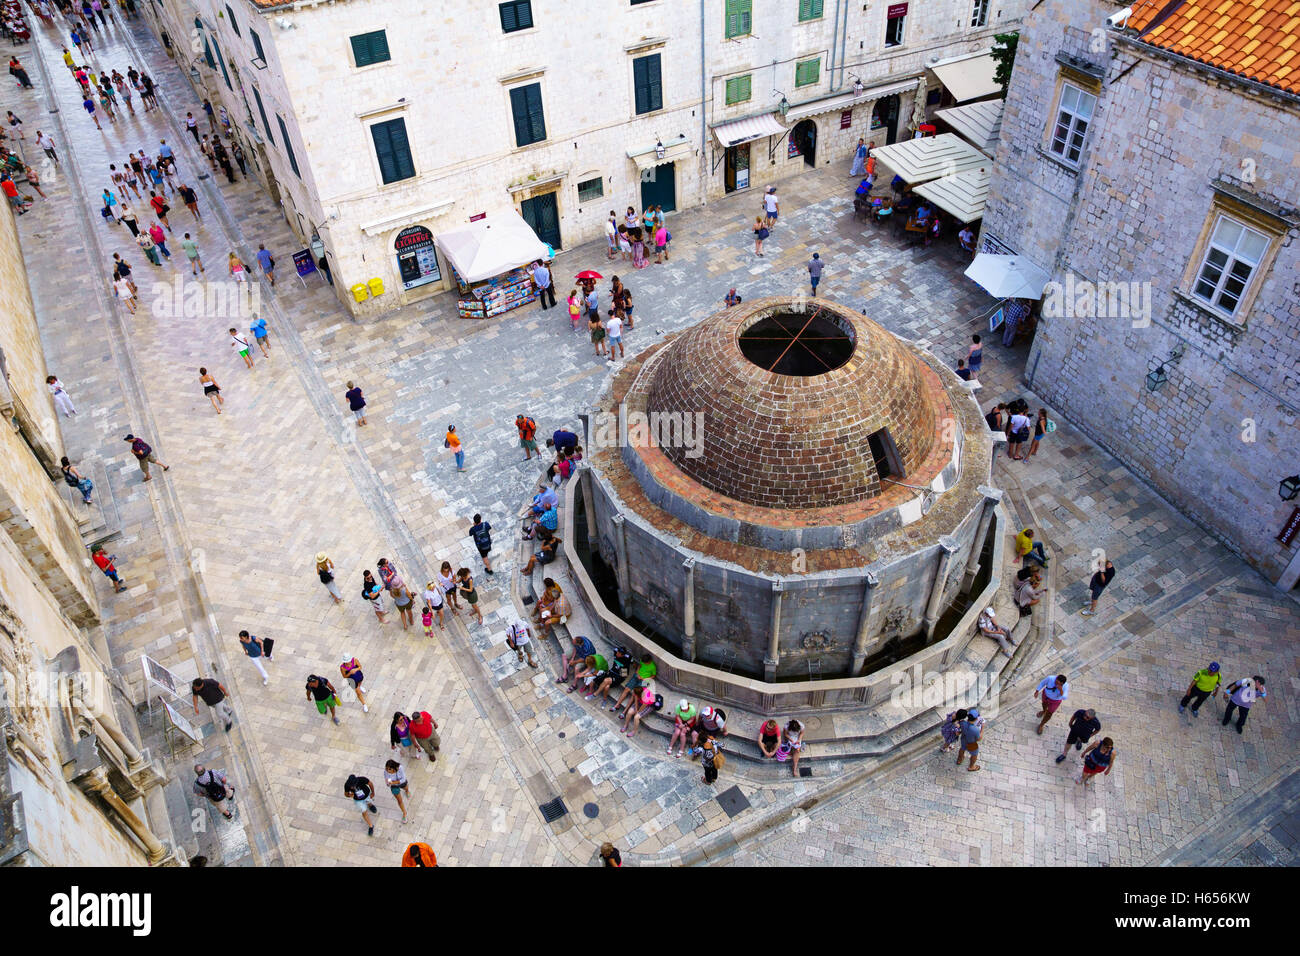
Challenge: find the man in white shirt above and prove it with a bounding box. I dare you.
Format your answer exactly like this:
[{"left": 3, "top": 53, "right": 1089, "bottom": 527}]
[
  {"left": 505, "top": 619, "right": 537, "bottom": 668},
  {"left": 605, "top": 312, "right": 624, "bottom": 361},
  {"left": 604, "top": 211, "right": 618, "bottom": 260},
  {"left": 978, "top": 606, "right": 1016, "bottom": 657},
  {"left": 36, "top": 130, "right": 58, "bottom": 163},
  {"left": 763, "top": 187, "right": 779, "bottom": 229},
  {"left": 1222, "top": 675, "right": 1266, "bottom": 735},
  {"left": 1008, "top": 410, "right": 1032, "bottom": 460}
]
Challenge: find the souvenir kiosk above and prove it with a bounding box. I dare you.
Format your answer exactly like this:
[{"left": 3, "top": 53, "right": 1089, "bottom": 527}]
[{"left": 434, "top": 211, "right": 551, "bottom": 320}]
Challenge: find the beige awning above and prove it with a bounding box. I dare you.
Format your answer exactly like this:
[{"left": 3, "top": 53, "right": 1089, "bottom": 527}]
[
  {"left": 912, "top": 167, "right": 992, "bottom": 224},
  {"left": 783, "top": 78, "right": 920, "bottom": 122},
  {"left": 628, "top": 136, "right": 694, "bottom": 172},
  {"left": 933, "top": 99, "right": 1003, "bottom": 155},
  {"left": 927, "top": 51, "right": 1001, "bottom": 103},
  {"left": 711, "top": 112, "right": 787, "bottom": 149},
  {"left": 871, "top": 133, "right": 989, "bottom": 185}
]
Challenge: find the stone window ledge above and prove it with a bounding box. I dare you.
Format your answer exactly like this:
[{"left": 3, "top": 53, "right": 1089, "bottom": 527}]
[
  {"left": 1034, "top": 144, "right": 1081, "bottom": 176},
  {"left": 1171, "top": 289, "right": 1247, "bottom": 333}
]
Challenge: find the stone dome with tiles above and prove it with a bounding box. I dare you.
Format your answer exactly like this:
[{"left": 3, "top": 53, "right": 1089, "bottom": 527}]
[{"left": 643, "top": 297, "right": 943, "bottom": 512}]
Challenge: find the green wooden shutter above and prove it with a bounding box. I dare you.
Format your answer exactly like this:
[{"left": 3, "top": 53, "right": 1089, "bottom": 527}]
[
  {"left": 795, "top": 57, "right": 820, "bottom": 87},
  {"left": 252, "top": 86, "right": 274, "bottom": 144},
  {"left": 634, "top": 54, "right": 662, "bottom": 114},
  {"left": 510, "top": 84, "right": 545, "bottom": 146},
  {"left": 277, "top": 115, "right": 300, "bottom": 177},
  {"left": 527, "top": 85, "right": 546, "bottom": 143},
  {"left": 799, "top": 0, "right": 824, "bottom": 21},
  {"left": 725, "top": 0, "right": 751, "bottom": 38},
  {"left": 725, "top": 74, "right": 751, "bottom": 105},
  {"left": 351, "top": 31, "right": 390, "bottom": 67},
  {"left": 371, "top": 119, "right": 413, "bottom": 183},
  {"left": 500, "top": 1, "right": 532, "bottom": 32}
]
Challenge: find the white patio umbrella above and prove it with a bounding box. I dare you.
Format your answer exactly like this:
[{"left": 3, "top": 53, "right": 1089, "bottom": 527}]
[{"left": 964, "top": 253, "right": 1051, "bottom": 301}]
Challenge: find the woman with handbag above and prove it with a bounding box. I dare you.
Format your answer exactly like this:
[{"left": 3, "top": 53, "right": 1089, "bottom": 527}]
[
  {"left": 198, "top": 367, "right": 222, "bottom": 414},
  {"left": 384, "top": 760, "right": 410, "bottom": 824},
  {"left": 1029, "top": 408, "right": 1053, "bottom": 457},
  {"left": 60, "top": 456, "right": 94, "bottom": 504},
  {"left": 753, "top": 216, "right": 768, "bottom": 257},
  {"left": 389, "top": 712, "right": 419, "bottom": 763},
  {"left": 362, "top": 570, "right": 388, "bottom": 623},
  {"left": 315, "top": 552, "right": 342, "bottom": 604}
]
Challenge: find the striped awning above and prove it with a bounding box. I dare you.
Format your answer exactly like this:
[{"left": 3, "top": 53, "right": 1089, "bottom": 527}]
[
  {"left": 711, "top": 112, "right": 787, "bottom": 149},
  {"left": 933, "top": 99, "right": 1004, "bottom": 155},
  {"left": 912, "top": 167, "right": 992, "bottom": 224},
  {"left": 871, "top": 133, "right": 989, "bottom": 185}
]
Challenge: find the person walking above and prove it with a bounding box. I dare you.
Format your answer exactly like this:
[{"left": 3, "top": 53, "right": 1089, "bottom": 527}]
[
  {"left": 344, "top": 381, "right": 367, "bottom": 426},
  {"left": 1055, "top": 708, "right": 1100, "bottom": 764},
  {"left": 202, "top": 99, "right": 217, "bottom": 132},
  {"left": 1034, "top": 673, "right": 1069, "bottom": 735},
  {"left": 193, "top": 765, "right": 235, "bottom": 820},
  {"left": 191, "top": 676, "right": 235, "bottom": 731},
  {"left": 8, "top": 57, "right": 33, "bottom": 89},
  {"left": 694, "top": 736, "right": 723, "bottom": 786},
  {"left": 339, "top": 653, "right": 370, "bottom": 712},
  {"left": 114, "top": 275, "right": 137, "bottom": 312},
  {"left": 36, "top": 130, "right": 58, "bottom": 164},
  {"left": 362, "top": 570, "right": 388, "bottom": 623},
  {"left": 504, "top": 618, "right": 538, "bottom": 668},
  {"left": 91, "top": 545, "right": 126, "bottom": 592},
  {"left": 469, "top": 513, "right": 494, "bottom": 575},
  {"left": 599, "top": 843, "right": 622, "bottom": 867},
  {"left": 955, "top": 711, "right": 982, "bottom": 772},
  {"left": 148, "top": 190, "right": 171, "bottom": 231},
  {"left": 390, "top": 712, "right": 420, "bottom": 762},
  {"left": 199, "top": 367, "right": 223, "bottom": 414},
  {"left": 1178, "top": 661, "right": 1221, "bottom": 717},
  {"left": 124, "top": 433, "right": 168, "bottom": 480},
  {"left": 344, "top": 774, "right": 379, "bottom": 836},
  {"left": 256, "top": 243, "right": 276, "bottom": 286},
  {"left": 180, "top": 233, "right": 203, "bottom": 275},
  {"left": 147, "top": 221, "right": 171, "bottom": 261},
  {"left": 456, "top": 568, "right": 482, "bottom": 626},
  {"left": 305, "top": 674, "right": 342, "bottom": 724},
  {"left": 422, "top": 580, "right": 446, "bottom": 631},
  {"left": 605, "top": 311, "right": 624, "bottom": 361},
  {"left": 588, "top": 309, "right": 606, "bottom": 357},
  {"left": 849, "top": 137, "right": 867, "bottom": 176},
  {"left": 408, "top": 708, "right": 441, "bottom": 761},
  {"left": 763, "top": 186, "right": 779, "bottom": 229},
  {"left": 530, "top": 259, "right": 555, "bottom": 309},
  {"left": 316, "top": 552, "right": 343, "bottom": 604},
  {"left": 445, "top": 424, "right": 464, "bottom": 471},
  {"left": 238, "top": 630, "right": 269, "bottom": 684},
  {"left": 46, "top": 376, "right": 77, "bottom": 418},
  {"left": 1077, "top": 737, "right": 1116, "bottom": 787},
  {"left": 604, "top": 211, "right": 619, "bottom": 260},
  {"left": 230, "top": 328, "right": 254, "bottom": 369},
  {"left": 136, "top": 228, "right": 162, "bottom": 266},
  {"left": 82, "top": 94, "right": 102, "bottom": 131},
  {"left": 807, "top": 253, "right": 824, "bottom": 296},
  {"left": 61, "top": 456, "right": 95, "bottom": 504},
  {"left": 228, "top": 252, "right": 250, "bottom": 297},
  {"left": 178, "top": 182, "right": 200, "bottom": 220},
  {"left": 231, "top": 141, "right": 247, "bottom": 177},
  {"left": 384, "top": 760, "right": 410, "bottom": 824},
  {"left": 967, "top": 334, "right": 983, "bottom": 381},
  {"left": 1082, "top": 560, "right": 1116, "bottom": 616},
  {"left": 1222, "top": 675, "right": 1267, "bottom": 735},
  {"left": 250, "top": 315, "right": 271, "bottom": 356},
  {"left": 753, "top": 216, "right": 768, "bottom": 256},
  {"left": 516, "top": 413, "right": 539, "bottom": 460},
  {"left": 391, "top": 581, "right": 416, "bottom": 630}
]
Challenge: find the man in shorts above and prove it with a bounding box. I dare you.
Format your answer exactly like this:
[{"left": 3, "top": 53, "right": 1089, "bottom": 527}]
[
  {"left": 605, "top": 311, "right": 624, "bottom": 361},
  {"left": 588, "top": 646, "right": 632, "bottom": 702},
  {"left": 516, "top": 414, "right": 539, "bottom": 460},
  {"left": 1055, "top": 708, "right": 1100, "bottom": 764},
  {"left": 124, "top": 433, "right": 169, "bottom": 480},
  {"left": 469, "top": 513, "right": 494, "bottom": 575},
  {"left": 305, "top": 674, "right": 342, "bottom": 725},
  {"left": 557, "top": 633, "right": 595, "bottom": 684},
  {"left": 763, "top": 186, "right": 779, "bottom": 229},
  {"left": 505, "top": 619, "right": 538, "bottom": 668},
  {"left": 91, "top": 546, "right": 127, "bottom": 593},
  {"left": 229, "top": 327, "right": 254, "bottom": 369},
  {"left": 1034, "top": 673, "right": 1069, "bottom": 735},
  {"left": 193, "top": 765, "right": 235, "bottom": 820}
]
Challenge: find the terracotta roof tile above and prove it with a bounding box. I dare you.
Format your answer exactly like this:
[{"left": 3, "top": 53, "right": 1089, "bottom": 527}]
[{"left": 1128, "top": 0, "right": 1300, "bottom": 93}]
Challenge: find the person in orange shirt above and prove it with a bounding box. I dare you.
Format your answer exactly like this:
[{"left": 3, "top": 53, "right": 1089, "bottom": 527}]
[
  {"left": 445, "top": 425, "right": 464, "bottom": 472},
  {"left": 401, "top": 843, "right": 437, "bottom": 867}
]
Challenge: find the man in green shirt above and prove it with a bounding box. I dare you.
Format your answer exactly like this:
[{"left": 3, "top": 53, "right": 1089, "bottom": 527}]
[
  {"left": 180, "top": 232, "right": 203, "bottom": 275},
  {"left": 1178, "top": 661, "right": 1221, "bottom": 717}
]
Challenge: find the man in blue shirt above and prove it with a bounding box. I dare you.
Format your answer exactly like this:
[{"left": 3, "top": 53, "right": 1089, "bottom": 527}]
[
  {"left": 158, "top": 139, "right": 173, "bottom": 161},
  {"left": 558, "top": 634, "right": 595, "bottom": 685},
  {"left": 1222, "top": 675, "right": 1266, "bottom": 735},
  {"left": 548, "top": 429, "right": 578, "bottom": 456},
  {"left": 585, "top": 288, "right": 599, "bottom": 322},
  {"left": 255, "top": 243, "right": 275, "bottom": 286},
  {"left": 1034, "top": 673, "right": 1069, "bottom": 735},
  {"left": 531, "top": 260, "right": 555, "bottom": 310}
]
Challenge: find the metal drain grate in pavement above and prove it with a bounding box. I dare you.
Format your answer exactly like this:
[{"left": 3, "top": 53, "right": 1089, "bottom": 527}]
[
  {"left": 539, "top": 796, "right": 569, "bottom": 823},
  {"left": 715, "top": 785, "right": 751, "bottom": 819}
]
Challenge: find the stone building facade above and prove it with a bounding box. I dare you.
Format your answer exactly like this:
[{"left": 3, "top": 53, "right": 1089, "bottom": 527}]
[
  {"left": 0, "top": 206, "right": 172, "bottom": 866},
  {"left": 141, "top": 0, "right": 1025, "bottom": 318},
  {"left": 979, "top": 0, "right": 1300, "bottom": 590}
]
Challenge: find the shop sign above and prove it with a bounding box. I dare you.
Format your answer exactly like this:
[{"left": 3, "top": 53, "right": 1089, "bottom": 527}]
[
  {"left": 887, "top": 3, "right": 908, "bottom": 17},
  {"left": 395, "top": 225, "right": 442, "bottom": 290}
]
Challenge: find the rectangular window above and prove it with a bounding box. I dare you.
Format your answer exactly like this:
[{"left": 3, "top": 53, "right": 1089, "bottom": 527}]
[
  {"left": 794, "top": 57, "right": 820, "bottom": 88},
  {"left": 276, "top": 114, "right": 300, "bottom": 178},
  {"left": 631, "top": 0, "right": 656, "bottom": 4},
  {"left": 499, "top": 0, "right": 533, "bottom": 32},
  {"left": 885, "top": 6, "right": 907, "bottom": 46},
  {"left": 577, "top": 177, "right": 603, "bottom": 202},
  {"left": 798, "top": 0, "right": 824, "bottom": 21},
  {"left": 1049, "top": 82, "right": 1096, "bottom": 166},
  {"left": 633, "top": 54, "right": 663, "bottom": 115},
  {"left": 212, "top": 37, "right": 232, "bottom": 91},
  {"left": 370, "top": 117, "right": 415, "bottom": 184},
  {"left": 725, "top": 0, "right": 752, "bottom": 38},
  {"left": 224, "top": 4, "right": 239, "bottom": 36},
  {"left": 509, "top": 83, "right": 547, "bottom": 147},
  {"left": 250, "top": 28, "right": 266, "bottom": 64},
  {"left": 251, "top": 85, "right": 274, "bottom": 144},
  {"left": 725, "top": 74, "right": 752, "bottom": 105},
  {"left": 970, "top": 0, "right": 989, "bottom": 27},
  {"left": 1192, "top": 215, "right": 1269, "bottom": 318},
  {"left": 202, "top": 35, "right": 215, "bottom": 70},
  {"left": 350, "top": 30, "right": 390, "bottom": 67}
]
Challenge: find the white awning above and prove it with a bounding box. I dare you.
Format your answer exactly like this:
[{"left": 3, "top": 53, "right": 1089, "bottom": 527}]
[
  {"left": 783, "top": 78, "right": 920, "bottom": 122},
  {"left": 627, "top": 135, "right": 694, "bottom": 172},
  {"left": 912, "top": 167, "right": 992, "bottom": 224},
  {"left": 871, "top": 133, "right": 989, "bottom": 185},
  {"left": 711, "top": 112, "right": 787, "bottom": 149},
  {"left": 964, "top": 253, "right": 1052, "bottom": 301},
  {"left": 933, "top": 99, "right": 1004, "bottom": 155},
  {"left": 927, "top": 51, "right": 1001, "bottom": 103},
  {"left": 434, "top": 210, "right": 549, "bottom": 284}
]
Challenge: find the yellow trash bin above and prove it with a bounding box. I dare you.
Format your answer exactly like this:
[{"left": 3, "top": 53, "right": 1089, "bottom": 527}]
[
  {"left": 367, "top": 277, "right": 385, "bottom": 297},
  {"left": 350, "top": 283, "right": 370, "bottom": 303}
]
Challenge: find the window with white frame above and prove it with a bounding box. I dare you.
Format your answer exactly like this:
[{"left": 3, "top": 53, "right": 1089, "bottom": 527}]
[
  {"left": 1049, "top": 82, "right": 1096, "bottom": 166},
  {"left": 971, "top": 0, "right": 989, "bottom": 27},
  {"left": 1191, "top": 215, "right": 1269, "bottom": 318}
]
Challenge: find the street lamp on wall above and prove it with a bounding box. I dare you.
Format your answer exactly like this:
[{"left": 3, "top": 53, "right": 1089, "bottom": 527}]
[
  {"left": 773, "top": 90, "right": 789, "bottom": 117},
  {"left": 1144, "top": 344, "right": 1185, "bottom": 393},
  {"left": 1281, "top": 475, "right": 1300, "bottom": 501},
  {"left": 654, "top": 137, "right": 665, "bottom": 161}
]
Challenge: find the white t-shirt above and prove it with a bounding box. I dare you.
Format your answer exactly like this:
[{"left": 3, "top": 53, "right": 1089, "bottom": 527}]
[
  {"left": 509, "top": 620, "right": 531, "bottom": 647},
  {"left": 231, "top": 335, "right": 251, "bottom": 352},
  {"left": 423, "top": 586, "right": 443, "bottom": 608},
  {"left": 978, "top": 611, "right": 996, "bottom": 632},
  {"left": 1010, "top": 414, "right": 1031, "bottom": 434},
  {"left": 604, "top": 218, "right": 617, "bottom": 239},
  {"left": 764, "top": 193, "right": 779, "bottom": 213},
  {"left": 606, "top": 316, "right": 623, "bottom": 338}
]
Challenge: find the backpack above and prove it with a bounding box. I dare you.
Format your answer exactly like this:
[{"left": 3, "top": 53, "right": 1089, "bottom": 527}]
[
  {"left": 131, "top": 438, "right": 151, "bottom": 457},
  {"left": 472, "top": 524, "right": 492, "bottom": 551},
  {"left": 520, "top": 417, "right": 537, "bottom": 440},
  {"left": 198, "top": 771, "right": 225, "bottom": 801}
]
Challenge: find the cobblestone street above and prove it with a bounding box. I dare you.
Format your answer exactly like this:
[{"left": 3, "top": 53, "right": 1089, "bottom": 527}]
[{"left": 5, "top": 15, "right": 1297, "bottom": 867}]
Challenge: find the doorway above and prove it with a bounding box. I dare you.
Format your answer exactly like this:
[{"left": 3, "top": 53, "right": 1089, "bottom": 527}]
[
  {"left": 639, "top": 162, "right": 677, "bottom": 212},
  {"left": 873, "top": 95, "right": 901, "bottom": 145},
  {"left": 792, "top": 119, "right": 817, "bottom": 168},
  {"left": 520, "top": 191, "right": 562, "bottom": 250},
  {"left": 724, "top": 143, "right": 750, "bottom": 193}
]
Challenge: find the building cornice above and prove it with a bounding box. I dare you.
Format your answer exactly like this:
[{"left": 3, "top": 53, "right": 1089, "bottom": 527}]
[
  {"left": 358, "top": 200, "right": 456, "bottom": 236},
  {"left": 499, "top": 66, "right": 546, "bottom": 86},
  {"left": 1112, "top": 32, "right": 1300, "bottom": 109}
]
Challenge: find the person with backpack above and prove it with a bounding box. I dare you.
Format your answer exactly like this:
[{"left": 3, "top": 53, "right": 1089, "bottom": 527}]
[
  {"left": 193, "top": 765, "right": 235, "bottom": 820},
  {"left": 693, "top": 736, "right": 724, "bottom": 786},
  {"left": 468, "top": 513, "right": 494, "bottom": 575},
  {"left": 691, "top": 705, "right": 728, "bottom": 749},
  {"left": 339, "top": 653, "right": 369, "bottom": 713},
  {"left": 505, "top": 619, "right": 538, "bottom": 669},
  {"left": 344, "top": 774, "right": 379, "bottom": 836},
  {"left": 1222, "top": 675, "right": 1267, "bottom": 735},
  {"left": 316, "top": 552, "right": 343, "bottom": 604},
  {"left": 123, "top": 433, "right": 168, "bottom": 481},
  {"left": 61, "top": 456, "right": 94, "bottom": 504},
  {"left": 238, "top": 630, "right": 270, "bottom": 685},
  {"left": 516, "top": 414, "right": 539, "bottom": 460}
]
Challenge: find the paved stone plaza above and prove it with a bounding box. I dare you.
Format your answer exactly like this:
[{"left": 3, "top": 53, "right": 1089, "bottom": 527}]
[{"left": 5, "top": 18, "right": 1298, "bottom": 867}]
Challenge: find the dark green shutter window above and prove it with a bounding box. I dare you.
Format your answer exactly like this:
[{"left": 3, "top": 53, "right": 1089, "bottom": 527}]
[
  {"left": 509, "top": 83, "right": 546, "bottom": 147},
  {"left": 725, "top": 74, "right": 751, "bottom": 104},
  {"left": 795, "top": 57, "right": 820, "bottom": 87},
  {"left": 499, "top": 1, "right": 533, "bottom": 33},
  {"left": 252, "top": 86, "right": 274, "bottom": 144},
  {"left": 577, "top": 177, "right": 603, "bottom": 202},
  {"left": 633, "top": 54, "right": 662, "bottom": 115},
  {"left": 350, "top": 31, "right": 391, "bottom": 67},
  {"left": 202, "top": 36, "right": 215, "bottom": 69},
  {"left": 371, "top": 118, "right": 415, "bottom": 184},
  {"left": 212, "top": 37, "right": 232, "bottom": 91},
  {"left": 224, "top": 4, "right": 240, "bottom": 36},
  {"left": 724, "top": 0, "right": 752, "bottom": 38},
  {"left": 798, "top": 0, "right": 824, "bottom": 21},
  {"left": 277, "top": 115, "right": 300, "bottom": 178},
  {"left": 250, "top": 29, "right": 266, "bottom": 63}
]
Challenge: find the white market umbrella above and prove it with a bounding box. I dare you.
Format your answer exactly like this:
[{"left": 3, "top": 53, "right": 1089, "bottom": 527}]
[
  {"left": 435, "top": 211, "right": 549, "bottom": 283},
  {"left": 964, "top": 253, "right": 1051, "bottom": 301}
]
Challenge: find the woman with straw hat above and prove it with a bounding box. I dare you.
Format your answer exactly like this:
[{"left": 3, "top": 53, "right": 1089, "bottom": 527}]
[{"left": 316, "top": 552, "right": 342, "bottom": 604}]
